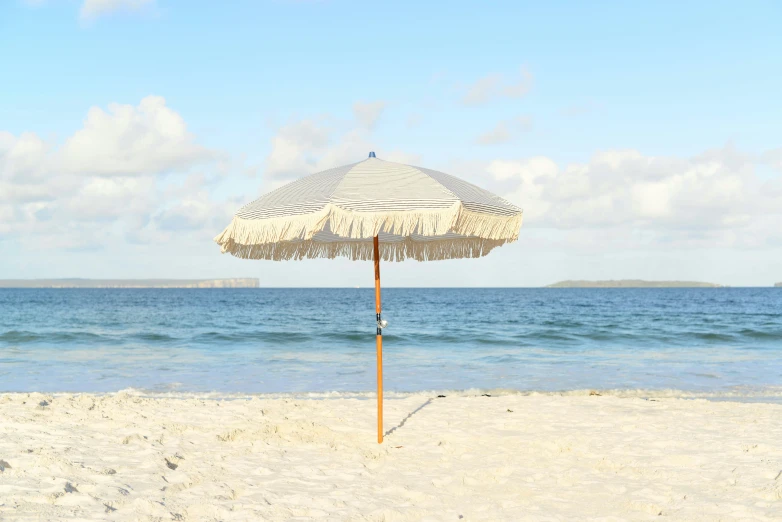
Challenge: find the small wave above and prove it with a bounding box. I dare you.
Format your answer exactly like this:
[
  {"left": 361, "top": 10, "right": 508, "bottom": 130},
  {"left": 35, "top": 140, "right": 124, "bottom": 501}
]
[
  {"left": 581, "top": 331, "right": 621, "bottom": 342},
  {"left": 690, "top": 372, "right": 720, "bottom": 379},
  {"left": 0, "top": 330, "right": 106, "bottom": 345},
  {"left": 191, "top": 332, "right": 253, "bottom": 343},
  {"left": 129, "top": 332, "right": 178, "bottom": 343},
  {"left": 478, "top": 354, "right": 519, "bottom": 364},
  {"left": 322, "top": 331, "right": 370, "bottom": 342},
  {"left": 191, "top": 331, "right": 312, "bottom": 344},
  {"left": 518, "top": 331, "right": 576, "bottom": 342},
  {"left": 737, "top": 328, "right": 782, "bottom": 340},
  {"left": 475, "top": 337, "right": 516, "bottom": 346},
  {"left": 0, "top": 330, "right": 41, "bottom": 343},
  {"left": 540, "top": 320, "right": 584, "bottom": 328},
  {"left": 4, "top": 326, "right": 781, "bottom": 350},
  {"left": 695, "top": 332, "right": 737, "bottom": 342}
]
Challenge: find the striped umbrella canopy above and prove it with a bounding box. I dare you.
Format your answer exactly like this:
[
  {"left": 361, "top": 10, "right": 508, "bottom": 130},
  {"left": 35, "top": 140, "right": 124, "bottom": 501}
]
[{"left": 214, "top": 152, "right": 523, "bottom": 442}]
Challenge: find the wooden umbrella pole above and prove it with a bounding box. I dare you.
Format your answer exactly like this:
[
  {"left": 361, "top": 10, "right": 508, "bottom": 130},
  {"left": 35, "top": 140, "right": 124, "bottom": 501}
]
[{"left": 373, "top": 235, "right": 383, "bottom": 444}]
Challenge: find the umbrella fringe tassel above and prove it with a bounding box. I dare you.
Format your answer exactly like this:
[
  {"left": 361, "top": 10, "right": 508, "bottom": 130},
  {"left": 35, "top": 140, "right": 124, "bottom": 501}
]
[{"left": 213, "top": 204, "right": 523, "bottom": 262}]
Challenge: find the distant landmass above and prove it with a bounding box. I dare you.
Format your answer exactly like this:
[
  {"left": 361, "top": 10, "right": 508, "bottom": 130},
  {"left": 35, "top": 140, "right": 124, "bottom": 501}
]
[
  {"left": 546, "top": 280, "right": 723, "bottom": 288},
  {"left": 0, "top": 278, "right": 259, "bottom": 289},
  {"left": 776, "top": 282, "right": 782, "bottom": 287}
]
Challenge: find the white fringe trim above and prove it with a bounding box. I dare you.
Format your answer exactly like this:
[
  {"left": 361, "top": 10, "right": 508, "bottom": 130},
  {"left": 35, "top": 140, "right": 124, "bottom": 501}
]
[
  {"left": 214, "top": 203, "right": 523, "bottom": 262},
  {"left": 218, "top": 236, "right": 515, "bottom": 262}
]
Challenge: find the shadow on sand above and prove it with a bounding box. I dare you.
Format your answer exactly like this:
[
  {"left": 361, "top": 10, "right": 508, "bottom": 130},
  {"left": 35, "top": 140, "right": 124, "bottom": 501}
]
[{"left": 385, "top": 398, "right": 435, "bottom": 438}]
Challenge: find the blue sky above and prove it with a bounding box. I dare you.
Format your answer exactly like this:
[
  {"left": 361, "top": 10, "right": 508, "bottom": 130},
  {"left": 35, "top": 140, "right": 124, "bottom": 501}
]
[{"left": 1, "top": 0, "right": 781, "bottom": 286}]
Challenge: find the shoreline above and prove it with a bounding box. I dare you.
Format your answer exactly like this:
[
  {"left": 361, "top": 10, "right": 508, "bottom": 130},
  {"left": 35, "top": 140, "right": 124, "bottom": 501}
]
[{"left": 4, "top": 386, "right": 782, "bottom": 402}]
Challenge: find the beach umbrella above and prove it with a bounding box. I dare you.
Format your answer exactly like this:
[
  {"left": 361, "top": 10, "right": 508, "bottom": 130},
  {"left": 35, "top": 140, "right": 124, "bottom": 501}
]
[{"left": 214, "top": 152, "right": 523, "bottom": 443}]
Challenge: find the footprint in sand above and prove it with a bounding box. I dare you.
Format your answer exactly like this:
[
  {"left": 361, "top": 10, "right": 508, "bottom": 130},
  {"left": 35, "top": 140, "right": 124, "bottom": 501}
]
[{"left": 165, "top": 454, "right": 185, "bottom": 470}]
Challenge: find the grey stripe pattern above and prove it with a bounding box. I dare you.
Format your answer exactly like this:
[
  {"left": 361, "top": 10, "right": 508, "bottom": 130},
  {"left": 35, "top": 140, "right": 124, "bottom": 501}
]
[
  {"left": 416, "top": 166, "right": 520, "bottom": 217},
  {"left": 215, "top": 156, "right": 523, "bottom": 262},
  {"left": 236, "top": 162, "right": 357, "bottom": 220}
]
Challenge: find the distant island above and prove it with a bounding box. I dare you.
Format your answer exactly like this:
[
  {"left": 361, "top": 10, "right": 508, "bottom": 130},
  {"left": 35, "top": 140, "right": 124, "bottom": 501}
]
[
  {"left": 0, "top": 278, "right": 259, "bottom": 289},
  {"left": 776, "top": 282, "right": 782, "bottom": 287},
  {"left": 546, "top": 280, "right": 723, "bottom": 288}
]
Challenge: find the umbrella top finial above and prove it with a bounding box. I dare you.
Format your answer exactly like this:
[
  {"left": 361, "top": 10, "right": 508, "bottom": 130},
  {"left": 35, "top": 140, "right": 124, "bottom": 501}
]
[{"left": 368, "top": 151, "right": 376, "bottom": 158}]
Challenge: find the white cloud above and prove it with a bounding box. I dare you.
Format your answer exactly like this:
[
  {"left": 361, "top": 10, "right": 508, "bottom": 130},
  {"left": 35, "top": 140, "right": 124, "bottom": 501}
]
[
  {"left": 265, "top": 119, "right": 335, "bottom": 181},
  {"left": 61, "top": 96, "right": 211, "bottom": 176},
  {"left": 0, "top": 97, "right": 234, "bottom": 250},
  {"left": 763, "top": 147, "right": 782, "bottom": 171},
  {"left": 486, "top": 156, "right": 557, "bottom": 219},
  {"left": 154, "top": 190, "right": 235, "bottom": 234},
  {"left": 462, "top": 67, "right": 534, "bottom": 106},
  {"left": 462, "top": 74, "right": 502, "bottom": 106},
  {"left": 492, "top": 146, "right": 782, "bottom": 248},
  {"left": 382, "top": 150, "right": 423, "bottom": 166},
  {"left": 406, "top": 113, "right": 423, "bottom": 129},
  {"left": 0, "top": 131, "right": 49, "bottom": 182},
  {"left": 263, "top": 109, "right": 421, "bottom": 186},
  {"left": 0, "top": 131, "right": 74, "bottom": 206},
  {"left": 475, "top": 116, "right": 532, "bottom": 145},
  {"left": 476, "top": 122, "right": 510, "bottom": 145},
  {"left": 63, "top": 176, "right": 156, "bottom": 221},
  {"left": 503, "top": 66, "right": 533, "bottom": 98},
  {"left": 488, "top": 156, "right": 558, "bottom": 182},
  {"left": 352, "top": 101, "right": 386, "bottom": 130},
  {"left": 79, "top": 0, "right": 155, "bottom": 20},
  {"left": 5, "top": 92, "right": 782, "bottom": 284}
]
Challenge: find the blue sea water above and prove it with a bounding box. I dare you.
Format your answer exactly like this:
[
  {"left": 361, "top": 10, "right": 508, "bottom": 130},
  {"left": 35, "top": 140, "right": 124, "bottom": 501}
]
[{"left": 1, "top": 288, "right": 781, "bottom": 397}]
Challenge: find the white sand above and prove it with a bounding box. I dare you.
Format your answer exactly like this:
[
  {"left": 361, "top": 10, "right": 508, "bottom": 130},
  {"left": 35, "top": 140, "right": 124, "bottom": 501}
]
[{"left": 1, "top": 392, "right": 781, "bottom": 521}]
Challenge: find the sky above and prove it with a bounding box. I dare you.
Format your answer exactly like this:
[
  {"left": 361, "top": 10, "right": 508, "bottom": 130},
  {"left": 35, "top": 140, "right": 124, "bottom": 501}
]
[{"left": 1, "top": 0, "right": 781, "bottom": 287}]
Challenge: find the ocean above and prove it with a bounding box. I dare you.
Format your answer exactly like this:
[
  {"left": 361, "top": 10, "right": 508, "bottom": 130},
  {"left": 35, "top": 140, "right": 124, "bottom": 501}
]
[{"left": 1, "top": 288, "right": 781, "bottom": 399}]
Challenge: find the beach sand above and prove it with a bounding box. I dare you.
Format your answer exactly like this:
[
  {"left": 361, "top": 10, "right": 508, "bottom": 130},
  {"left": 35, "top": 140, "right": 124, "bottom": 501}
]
[{"left": 1, "top": 392, "right": 781, "bottom": 521}]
